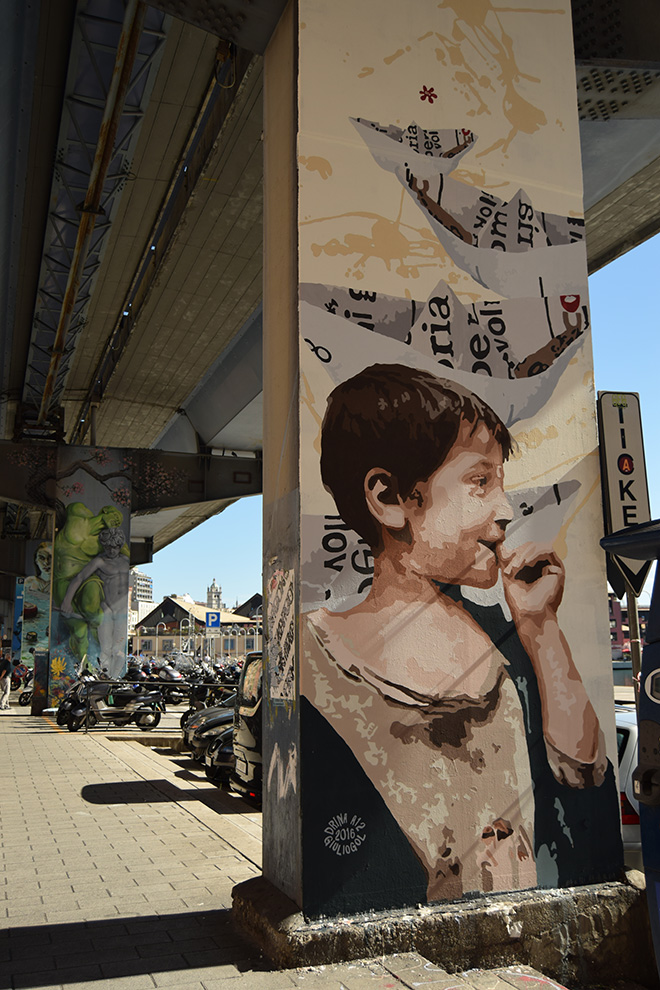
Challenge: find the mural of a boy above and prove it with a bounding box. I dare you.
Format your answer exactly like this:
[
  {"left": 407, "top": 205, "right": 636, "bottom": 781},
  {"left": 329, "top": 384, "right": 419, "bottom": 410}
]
[{"left": 302, "top": 363, "right": 621, "bottom": 909}]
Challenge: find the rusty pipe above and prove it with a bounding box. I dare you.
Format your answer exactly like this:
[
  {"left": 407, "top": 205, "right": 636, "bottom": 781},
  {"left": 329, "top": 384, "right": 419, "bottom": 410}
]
[{"left": 37, "top": 0, "right": 146, "bottom": 427}]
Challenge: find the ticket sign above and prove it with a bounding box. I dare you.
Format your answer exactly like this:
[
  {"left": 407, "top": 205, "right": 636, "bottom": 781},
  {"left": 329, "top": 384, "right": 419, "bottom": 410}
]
[
  {"left": 206, "top": 611, "right": 222, "bottom": 628},
  {"left": 598, "top": 391, "right": 652, "bottom": 597}
]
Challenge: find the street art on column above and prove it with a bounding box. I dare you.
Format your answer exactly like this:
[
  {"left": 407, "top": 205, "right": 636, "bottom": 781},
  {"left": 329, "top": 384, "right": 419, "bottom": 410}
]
[
  {"left": 12, "top": 578, "right": 24, "bottom": 665},
  {"left": 50, "top": 448, "right": 131, "bottom": 700},
  {"left": 298, "top": 0, "right": 623, "bottom": 916},
  {"left": 22, "top": 540, "right": 53, "bottom": 667}
]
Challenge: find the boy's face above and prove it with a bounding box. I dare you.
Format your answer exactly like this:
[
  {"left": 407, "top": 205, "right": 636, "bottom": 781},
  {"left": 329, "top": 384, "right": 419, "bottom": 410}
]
[{"left": 402, "top": 421, "right": 512, "bottom": 588}]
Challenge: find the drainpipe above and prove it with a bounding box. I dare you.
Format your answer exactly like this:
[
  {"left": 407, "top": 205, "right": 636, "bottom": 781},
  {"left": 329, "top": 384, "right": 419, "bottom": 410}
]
[{"left": 37, "top": 0, "right": 146, "bottom": 426}]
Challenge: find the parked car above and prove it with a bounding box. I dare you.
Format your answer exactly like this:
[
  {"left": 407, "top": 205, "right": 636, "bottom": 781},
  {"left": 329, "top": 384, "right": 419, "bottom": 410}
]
[
  {"left": 182, "top": 703, "right": 234, "bottom": 762},
  {"left": 229, "top": 651, "right": 263, "bottom": 804},
  {"left": 204, "top": 726, "right": 235, "bottom": 784},
  {"left": 616, "top": 703, "right": 642, "bottom": 871}
]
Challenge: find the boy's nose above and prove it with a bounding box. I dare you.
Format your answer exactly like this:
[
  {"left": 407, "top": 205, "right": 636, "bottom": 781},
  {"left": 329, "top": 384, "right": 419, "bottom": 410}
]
[{"left": 492, "top": 491, "right": 514, "bottom": 529}]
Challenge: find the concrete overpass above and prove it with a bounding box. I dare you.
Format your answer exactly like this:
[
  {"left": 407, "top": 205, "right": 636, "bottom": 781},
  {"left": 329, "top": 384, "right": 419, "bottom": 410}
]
[{"left": 1, "top": 0, "right": 660, "bottom": 583}]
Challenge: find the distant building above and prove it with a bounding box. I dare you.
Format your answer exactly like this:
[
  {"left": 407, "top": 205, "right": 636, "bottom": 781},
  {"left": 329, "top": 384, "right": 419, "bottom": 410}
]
[
  {"left": 207, "top": 578, "right": 223, "bottom": 610},
  {"left": 131, "top": 595, "right": 261, "bottom": 658},
  {"left": 608, "top": 591, "right": 649, "bottom": 657},
  {"left": 128, "top": 569, "right": 154, "bottom": 632},
  {"left": 136, "top": 600, "right": 155, "bottom": 624},
  {"left": 130, "top": 569, "right": 153, "bottom": 607}
]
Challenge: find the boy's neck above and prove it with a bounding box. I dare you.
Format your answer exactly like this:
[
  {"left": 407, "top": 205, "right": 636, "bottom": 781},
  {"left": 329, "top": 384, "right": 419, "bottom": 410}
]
[{"left": 368, "top": 553, "right": 451, "bottom": 609}]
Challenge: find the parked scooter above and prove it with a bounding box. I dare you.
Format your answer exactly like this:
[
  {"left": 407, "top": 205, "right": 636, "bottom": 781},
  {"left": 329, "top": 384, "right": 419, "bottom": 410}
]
[
  {"left": 18, "top": 668, "right": 34, "bottom": 707},
  {"left": 11, "top": 663, "right": 28, "bottom": 691},
  {"left": 66, "top": 678, "right": 165, "bottom": 732},
  {"left": 149, "top": 663, "right": 186, "bottom": 705},
  {"left": 56, "top": 659, "right": 102, "bottom": 726}
]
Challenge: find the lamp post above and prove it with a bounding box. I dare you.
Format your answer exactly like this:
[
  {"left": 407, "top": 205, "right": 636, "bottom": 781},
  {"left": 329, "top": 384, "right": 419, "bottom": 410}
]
[
  {"left": 230, "top": 625, "right": 240, "bottom": 660},
  {"left": 179, "top": 616, "right": 191, "bottom": 655},
  {"left": 156, "top": 621, "right": 166, "bottom": 658}
]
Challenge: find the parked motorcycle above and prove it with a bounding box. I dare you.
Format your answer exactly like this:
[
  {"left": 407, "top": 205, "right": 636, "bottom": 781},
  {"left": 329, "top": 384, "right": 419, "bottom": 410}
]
[
  {"left": 11, "top": 663, "right": 28, "bottom": 692},
  {"left": 125, "top": 661, "right": 147, "bottom": 682},
  {"left": 56, "top": 659, "right": 102, "bottom": 726},
  {"left": 67, "top": 679, "right": 165, "bottom": 732},
  {"left": 18, "top": 668, "right": 34, "bottom": 707},
  {"left": 178, "top": 662, "right": 234, "bottom": 728},
  {"left": 150, "top": 663, "right": 186, "bottom": 705}
]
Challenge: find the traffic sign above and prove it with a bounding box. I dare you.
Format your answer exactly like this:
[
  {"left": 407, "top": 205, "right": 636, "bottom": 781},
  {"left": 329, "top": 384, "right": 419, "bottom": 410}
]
[
  {"left": 206, "top": 611, "right": 222, "bottom": 627},
  {"left": 598, "top": 391, "right": 651, "bottom": 597}
]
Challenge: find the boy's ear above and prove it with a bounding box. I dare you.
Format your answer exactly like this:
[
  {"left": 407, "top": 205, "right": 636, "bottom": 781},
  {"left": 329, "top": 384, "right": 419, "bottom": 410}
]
[{"left": 363, "top": 468, "right": 407, "bottom": 530}]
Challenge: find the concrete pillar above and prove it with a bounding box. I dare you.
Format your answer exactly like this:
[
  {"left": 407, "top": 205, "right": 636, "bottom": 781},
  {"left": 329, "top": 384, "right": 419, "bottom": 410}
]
[
  {"left": 262, "top": 0, "right": 623, "bottom": 918},
  {"left": 262, "top": 0, "right": 302, "bottom": 906}
]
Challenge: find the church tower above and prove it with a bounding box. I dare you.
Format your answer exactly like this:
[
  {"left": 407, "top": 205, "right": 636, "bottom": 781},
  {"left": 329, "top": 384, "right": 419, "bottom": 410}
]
[{"left": 207, "top": 578, "right": 222, "bottom": 611}]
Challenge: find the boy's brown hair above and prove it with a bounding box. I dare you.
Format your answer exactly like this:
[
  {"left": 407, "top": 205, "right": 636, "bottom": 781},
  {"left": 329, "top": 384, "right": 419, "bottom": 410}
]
[{"left": 320, "top": 363, "right": 512, "bottom": 549}]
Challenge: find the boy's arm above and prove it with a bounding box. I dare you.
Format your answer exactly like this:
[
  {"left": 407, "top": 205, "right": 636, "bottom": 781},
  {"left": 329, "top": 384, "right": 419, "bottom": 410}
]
[{"left": 500, "top": 543, "right": 606, "bottom": 787}]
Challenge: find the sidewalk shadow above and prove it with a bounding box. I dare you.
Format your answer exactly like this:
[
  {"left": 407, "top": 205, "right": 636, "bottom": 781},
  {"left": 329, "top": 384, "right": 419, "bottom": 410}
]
[
  {"left": 81, "top": 779, "right": 253, "bottom": 816},
  {"left": 0, "top": 909, "right": 268, "bottom": 988}
]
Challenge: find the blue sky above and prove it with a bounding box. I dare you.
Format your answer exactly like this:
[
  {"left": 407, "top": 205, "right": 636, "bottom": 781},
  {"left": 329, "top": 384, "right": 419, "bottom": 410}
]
[{"left": 141, "top": 233, "right": 660, "bottom": 608}]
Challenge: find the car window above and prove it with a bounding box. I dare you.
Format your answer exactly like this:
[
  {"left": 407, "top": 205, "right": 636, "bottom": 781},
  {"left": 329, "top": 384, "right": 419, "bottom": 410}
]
[
  {"left": 240, "top": 657, "right": 262, "bottom": 706},
  {"left": 617, "top": 726, "right": 629, "bottom": 764}
]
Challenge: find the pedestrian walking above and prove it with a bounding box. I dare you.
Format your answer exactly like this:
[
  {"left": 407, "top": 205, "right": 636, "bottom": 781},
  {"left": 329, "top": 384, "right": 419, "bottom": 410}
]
[{"left": 0, "top": 653, "right": 12, "bottom": 710}]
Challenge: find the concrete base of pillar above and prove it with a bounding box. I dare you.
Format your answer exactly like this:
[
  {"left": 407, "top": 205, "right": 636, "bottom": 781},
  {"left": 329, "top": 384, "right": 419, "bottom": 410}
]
[{"left": 232, "top": 870, "right": 658, "bottom": 987}]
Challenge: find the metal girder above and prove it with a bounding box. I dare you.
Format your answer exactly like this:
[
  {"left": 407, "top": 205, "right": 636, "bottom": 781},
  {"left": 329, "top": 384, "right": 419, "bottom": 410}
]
[
  {"left": 69, "top": 44, "right": 256, "bottom": 446},
  {"left": 19, "top": 0, "right": 170, "bottom": 437},
  {"left": 0, "top": 440, "right": 261, "bottom": 513}
]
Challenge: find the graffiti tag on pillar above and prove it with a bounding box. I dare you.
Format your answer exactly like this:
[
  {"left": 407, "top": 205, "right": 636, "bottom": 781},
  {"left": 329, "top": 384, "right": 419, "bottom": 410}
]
[{"left": 324, "top": 813, "right": 366, "bottom": 856}]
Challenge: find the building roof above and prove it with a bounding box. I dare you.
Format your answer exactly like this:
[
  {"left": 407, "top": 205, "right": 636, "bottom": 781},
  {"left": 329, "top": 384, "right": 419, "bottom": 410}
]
[
  {"left": 234, "top": 592, "right": 263, "bottom": 618},
  {"left": 140, "top": 595, "right": 257, "bottom": 628},
  {"left": 170, "top": 597, "right": 254, "bottom": 625}
]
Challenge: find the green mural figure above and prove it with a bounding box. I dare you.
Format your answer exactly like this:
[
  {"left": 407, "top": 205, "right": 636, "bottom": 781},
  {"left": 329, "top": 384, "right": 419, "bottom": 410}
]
[{"left": 53, "top": 503, "right": 128, "bottom": 665}]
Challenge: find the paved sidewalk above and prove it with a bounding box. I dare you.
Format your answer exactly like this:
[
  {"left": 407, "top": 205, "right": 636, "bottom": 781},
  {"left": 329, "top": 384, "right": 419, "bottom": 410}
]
[{"left": 0, "top": 703, "right": 579, "bottom": 990}]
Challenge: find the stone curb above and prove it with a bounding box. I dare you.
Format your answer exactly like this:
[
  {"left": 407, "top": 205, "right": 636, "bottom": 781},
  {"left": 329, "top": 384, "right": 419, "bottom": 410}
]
[{"left": 232, "top": 870, "right": 658, "bottom": 988}]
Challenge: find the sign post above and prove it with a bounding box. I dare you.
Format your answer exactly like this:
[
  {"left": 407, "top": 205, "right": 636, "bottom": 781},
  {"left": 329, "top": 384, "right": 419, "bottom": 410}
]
[{"left": 598, "top": 391, "right": 652, "bottom": 690}]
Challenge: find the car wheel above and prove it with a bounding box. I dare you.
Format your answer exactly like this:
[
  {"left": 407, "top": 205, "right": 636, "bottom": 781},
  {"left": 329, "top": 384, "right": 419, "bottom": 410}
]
[
  {"left": 204, "top": 762, "right": 229, "bottom": 785},
  {"left": 180, "top": 708, "right": 195, "bottom": 729}
]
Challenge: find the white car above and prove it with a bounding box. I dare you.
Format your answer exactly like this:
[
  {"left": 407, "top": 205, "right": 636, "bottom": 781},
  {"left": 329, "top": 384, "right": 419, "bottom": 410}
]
[{"left": 616, "top": 703, "right": 642, "bottom": 871}]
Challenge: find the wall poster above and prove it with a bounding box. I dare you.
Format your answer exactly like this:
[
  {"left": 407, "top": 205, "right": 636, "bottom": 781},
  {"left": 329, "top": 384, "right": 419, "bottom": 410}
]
[{"left": 297, "top": 0, "right": 622, "bottom": 916}]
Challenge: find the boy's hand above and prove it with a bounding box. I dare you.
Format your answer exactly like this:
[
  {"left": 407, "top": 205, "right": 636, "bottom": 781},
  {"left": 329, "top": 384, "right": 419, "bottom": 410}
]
[{"left": 499, "top": 542, "right": 564, "bottom": 625}]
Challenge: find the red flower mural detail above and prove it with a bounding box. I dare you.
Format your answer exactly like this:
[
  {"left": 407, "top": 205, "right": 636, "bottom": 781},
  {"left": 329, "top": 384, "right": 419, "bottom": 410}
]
[
  {"left": 61, "top": 482, "right": 84, "bottom": 498},
  {"left": 111, "top": 486, "right": 132, "bottom": 508},
  {"left": 419, "top": 85, "right": 437, "bottom": 104}
]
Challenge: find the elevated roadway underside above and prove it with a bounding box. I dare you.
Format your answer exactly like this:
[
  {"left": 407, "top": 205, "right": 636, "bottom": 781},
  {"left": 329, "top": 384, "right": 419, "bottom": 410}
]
[{"left": 1, "top": 0, "right": 660, "bottom": 570}]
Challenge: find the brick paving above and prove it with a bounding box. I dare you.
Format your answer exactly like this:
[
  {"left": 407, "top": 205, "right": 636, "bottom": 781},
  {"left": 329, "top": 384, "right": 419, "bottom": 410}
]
[{"left": 0, "top": 702, "right": 576, "bottom": 990}]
